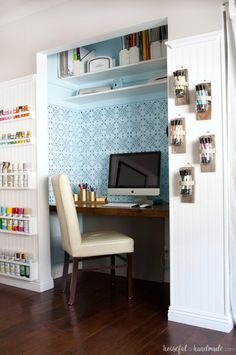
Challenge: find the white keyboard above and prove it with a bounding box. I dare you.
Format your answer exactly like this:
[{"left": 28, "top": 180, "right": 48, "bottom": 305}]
[{"left": 103, "top": 202, "right": 139, "bottom": 208}]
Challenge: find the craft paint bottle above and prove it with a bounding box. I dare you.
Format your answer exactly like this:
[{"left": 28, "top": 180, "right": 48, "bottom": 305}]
[
  {"left": 2, "top": 162, "right": 8, "bottom": 187},
  {"left": 20, "top": 265, "right": 26, "bottom": 277},
  {"left": 6, "top": 207, "right": 12, "bottom": 217},
  {"left": 12, "top": 219, "right": 18, "bottom": 232},
  {"left": 7, "top": 219, "right": 12, "bottom": 231},
  {"left": 18, "top": 207, "right": 24, "bottom": 218},
  {"left": 1, "top": 219, "right": 7, "bottom": 230},
  {"left": 18, "top": 220, "right": 24, "bottom": 232},
  {"left": 18, "top": 163, "right": 23, "bottom": 187},
  {"left": 10, "top": 262, "right": 15, "bottom": 275},
  {"left": 12, "top": 163, "right": 18, "bottom": 187},
  {"left": 24, "top": 208, "right": 32, "bottom": 233},
  {"left": 7, "top": 163, "right": 13, "bottom": 187},
  {"left": 14, "top": 264, "right": 20, "bottom": 276},
  {"left": 4, "top": 262, "right": 9, "bottom": 274},
  {"left": 0, "top": 261, "right": 4, "bottom": 273}
]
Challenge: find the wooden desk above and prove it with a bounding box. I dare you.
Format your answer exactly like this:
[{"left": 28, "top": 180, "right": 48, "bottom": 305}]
[
  {"left": 50, "top": 203, "right": 169, "bottom": 282},
  {"left": 50, "top": 203, "right": 169, "bottom": 218}
]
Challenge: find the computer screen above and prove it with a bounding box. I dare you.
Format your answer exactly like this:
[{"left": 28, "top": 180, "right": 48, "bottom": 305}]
[{"left": 108, "top": 151, "right": 161, "bottom": 196}]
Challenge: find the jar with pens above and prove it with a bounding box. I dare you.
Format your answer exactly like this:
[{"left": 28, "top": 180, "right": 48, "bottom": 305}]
[
  {"left": 195, "top": 82, "right": 212, "bottom": 120},
  {"left": 199, "top": 133, "right": 216, "bottom": 172},
  {"left": 79, "top": 182, "right": 88, "bottom": 202},
  {"left": 88, "top": 185, "right": 96, "bottom": 202},
  {"left": 179, "top": 164, "right": 195, "bottom": 203},
  {"left": 170, "top": 117, "right": 186, "bottom": 154},
  {"left": 78, "top": 183, "right": 97, "bottom": 203},
  {"left": 173, "top": 68, "right": 189, "bottom": 106}
]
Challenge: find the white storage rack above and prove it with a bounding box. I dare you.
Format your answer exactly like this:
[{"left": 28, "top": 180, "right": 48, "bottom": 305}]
[{"left": 0, "top": 75, "right": 53, "bottom": 291}]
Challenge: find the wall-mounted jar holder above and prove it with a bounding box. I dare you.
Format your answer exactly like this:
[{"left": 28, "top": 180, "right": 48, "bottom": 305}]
[
  {"left": 179, "top": 165, "right": 195, "bottom": 203},
  {"left": 173, "top": 69, "right": 189, "bottom": 106},
  {"left": 170, "top": 117, "right": 186, "bottom": 154},
  {"left": 199, "top": 134, "right": 216, "bottom": 172},
  {"left": 195, "top": 82, "right": 211, "bottom": 120}
]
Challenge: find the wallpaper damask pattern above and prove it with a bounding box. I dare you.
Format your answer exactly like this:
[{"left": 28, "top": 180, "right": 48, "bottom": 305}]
[{"left": 48, "top": 99, "right": 168, "bottom": 204}]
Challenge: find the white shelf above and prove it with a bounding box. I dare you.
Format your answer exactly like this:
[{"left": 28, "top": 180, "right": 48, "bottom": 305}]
[
  {"left": 64, "top": 79, "right": 167, "bottom": 106},
  {"left": 0, "top": 187, "right": 35, "bottom": 190},
  {"left": 0, "top": 216, "right": 37, "bottom": 235},
  {"left": 0, "top": 172, "right": 32, "bottom": 175},
  {"left": 0, "top": 114, "right": 34, "bottom": 124},
  {"left": 0, "top": 110, "right": 32, "bottom": 119},
  {"left": 0, "top": 172, "right": 36, "bottom": 189},
  {"left": 0, "top": 215, "right": 34, "bottom": 220},
  {"left": 0, "top": 230, "right": 36, "bottom": 236},
  {"left": 62, "top": 57, "right": 167, "bottom": 86},
  {"left": 0, "top": 138, "right": 35, "bottom": 147},
  {"left": 0, "top": 260, "right": 38, "bottom": 281}
]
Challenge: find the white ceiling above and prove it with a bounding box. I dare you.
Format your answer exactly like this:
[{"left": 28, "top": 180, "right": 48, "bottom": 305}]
[{"left": 0, "top": 0, "right": 69, "bottom": 26}]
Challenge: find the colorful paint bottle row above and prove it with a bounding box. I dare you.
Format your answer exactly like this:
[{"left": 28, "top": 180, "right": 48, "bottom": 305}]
[
  {"left": 0, "top": 130, "right": 32, "bottom": 145},
  {"left": 0, "top": 105, "right": 31, "bottom": 121},
  {"left": 0, "top": 250, "right": 34, "bottom": 278}
]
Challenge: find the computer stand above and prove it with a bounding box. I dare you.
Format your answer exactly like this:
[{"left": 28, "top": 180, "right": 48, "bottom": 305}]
[{"left": 135, "top": 198, "right": 154, "bottom": 207}]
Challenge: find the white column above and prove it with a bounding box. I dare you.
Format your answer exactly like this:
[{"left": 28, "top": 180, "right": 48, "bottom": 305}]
[{"left": 167, "top": 31, "right": 233, "bottom": 332}]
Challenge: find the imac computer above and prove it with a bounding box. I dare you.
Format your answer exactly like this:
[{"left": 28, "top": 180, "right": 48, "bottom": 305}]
[{"left": 107, "top": 151, "right": 161, "bottom": 200}]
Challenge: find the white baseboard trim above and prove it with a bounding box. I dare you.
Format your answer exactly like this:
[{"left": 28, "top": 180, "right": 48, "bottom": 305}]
[
  {"left": 168, "top": 306, "right": 234, "bottom": 333},
  {"left": 36, "top": 278, "right": 54, "bottom": 292},
  {"left": 0, "top": 275, "right": 54, "bottom": 292}
]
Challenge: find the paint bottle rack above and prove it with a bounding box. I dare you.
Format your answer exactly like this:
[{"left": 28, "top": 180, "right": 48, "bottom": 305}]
[
  {"left": 0, "top": 259, "right": 38, "bottom": 281},
  {"left": 0, "top": 216, "right": 37, "bottom": 236},
  {"left": 0, "top": 172, "right": 36, "bottom": 189},
  {"left": 0, "top": 80, "right": 43, "bottom": 289},
  {"left": 0, "top": 111, "right": 34, "bottom": 123},
  {"left": 0, "top": 137, "right": 35, "bottom": 147}
]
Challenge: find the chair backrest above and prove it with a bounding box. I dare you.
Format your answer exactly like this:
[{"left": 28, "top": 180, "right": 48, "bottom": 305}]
[{"left": 51, "top": 173, "right": 82, "bottom": 257}]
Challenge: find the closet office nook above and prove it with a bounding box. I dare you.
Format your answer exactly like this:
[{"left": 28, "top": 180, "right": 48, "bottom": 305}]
[
  {"left": 48, "top": 21, "right": 170, "bottom": 281},
  {"left": 0, "top": 14, "right": 231, "bottom": 333}
]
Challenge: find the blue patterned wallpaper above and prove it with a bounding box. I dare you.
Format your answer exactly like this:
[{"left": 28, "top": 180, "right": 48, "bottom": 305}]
[{"left": 48, "top": 99, "right": 169, "bottom": 204}]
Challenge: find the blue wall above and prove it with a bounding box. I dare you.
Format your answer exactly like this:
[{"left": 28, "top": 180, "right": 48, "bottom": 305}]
[{"left": 48, "top": 98, "right": 169, "bottom": 204}]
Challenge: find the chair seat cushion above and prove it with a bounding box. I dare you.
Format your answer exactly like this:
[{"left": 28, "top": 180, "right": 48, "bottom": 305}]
[{"left": 76, "top": 231, "right": 134, "bottom": 257}]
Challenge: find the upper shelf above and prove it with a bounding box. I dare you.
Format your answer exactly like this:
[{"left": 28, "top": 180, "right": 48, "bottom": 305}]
[{"left": 61, "top": 57, "right": 167, "bottom": 86}]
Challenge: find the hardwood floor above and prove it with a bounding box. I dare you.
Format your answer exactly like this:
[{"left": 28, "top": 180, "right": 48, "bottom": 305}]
[{"left": 0, "top": 273, "right": 235, "bottom": 355}]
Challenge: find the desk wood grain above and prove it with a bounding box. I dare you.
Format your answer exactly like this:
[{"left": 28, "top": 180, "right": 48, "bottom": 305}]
[{"left": 50, "top": 204, "right": 169, "bottom": 218}]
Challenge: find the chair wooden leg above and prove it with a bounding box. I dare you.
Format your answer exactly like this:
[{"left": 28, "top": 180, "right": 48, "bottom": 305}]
[
  {"left": 62, "top": 251, "right": 70, "bottom": 293},
  {"left": 127, "top": 253, "right": 133, "bottom": 300},
  {"left": 68, "top": 257, "right": 79, "bottom": 306},
  {"left": 111, "top": 255, "right": 116, "bottom": 286}
]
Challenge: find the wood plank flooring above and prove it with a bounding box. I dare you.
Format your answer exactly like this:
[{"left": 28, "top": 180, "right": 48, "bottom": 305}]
[{"left": 0, "top": 273, "right": 235, "bottom": 354}]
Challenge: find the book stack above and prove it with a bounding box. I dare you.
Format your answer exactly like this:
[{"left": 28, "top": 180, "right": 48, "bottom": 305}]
[{"left": 119, "top": 25, "right": 168, "bottom": 66}]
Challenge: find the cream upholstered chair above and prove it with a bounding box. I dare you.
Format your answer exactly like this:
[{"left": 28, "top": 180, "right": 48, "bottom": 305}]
[{"left": 51, "top": 173, "right": 134, "bottom": 305}]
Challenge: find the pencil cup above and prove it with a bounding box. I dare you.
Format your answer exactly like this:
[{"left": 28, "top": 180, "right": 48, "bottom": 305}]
[
  {"left": 89, "top": 191, "right": 96, "bottom": 202},
  {"left": 80, "top": 189, "right": 87, "bottom": 202}
]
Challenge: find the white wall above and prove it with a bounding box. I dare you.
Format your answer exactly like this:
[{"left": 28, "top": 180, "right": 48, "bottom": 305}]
[
  {"left": 0, "top": 0, "right": 223, "bottom": 81},
  {"left": 167, "top": 32, "right": 233, "bottom": 332}
]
